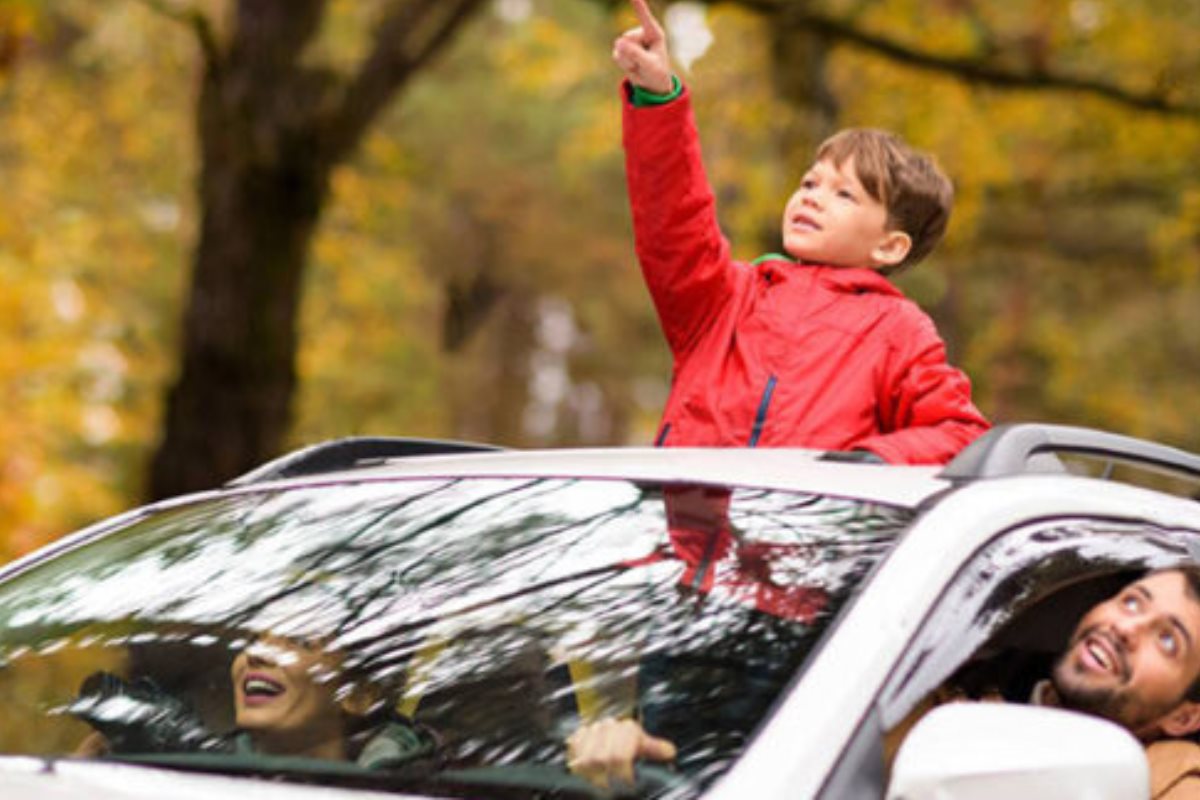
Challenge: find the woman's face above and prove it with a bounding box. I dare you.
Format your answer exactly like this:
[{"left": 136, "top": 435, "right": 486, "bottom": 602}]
[{"left": 230, "top": 634, "right": 349, "bottom": 755}]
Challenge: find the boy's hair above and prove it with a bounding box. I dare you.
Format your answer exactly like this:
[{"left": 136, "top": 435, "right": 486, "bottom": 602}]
[{"left": 816, "top": 128, "right": 954, "bottom": 275}]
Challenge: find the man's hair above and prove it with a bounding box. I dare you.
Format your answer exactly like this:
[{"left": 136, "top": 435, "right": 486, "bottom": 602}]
[{"left": 816, "top": 128, "right": 954, "bottom": 275}]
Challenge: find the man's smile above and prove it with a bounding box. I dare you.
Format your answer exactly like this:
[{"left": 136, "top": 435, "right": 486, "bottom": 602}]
[{"left": 1078, "top": 629, "right": 1129, "bottom": 681}]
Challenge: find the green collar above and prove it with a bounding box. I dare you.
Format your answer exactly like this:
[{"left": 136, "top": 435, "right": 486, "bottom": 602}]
[{"left": 752, "top": 253, "right": 795, "bottom": 265}]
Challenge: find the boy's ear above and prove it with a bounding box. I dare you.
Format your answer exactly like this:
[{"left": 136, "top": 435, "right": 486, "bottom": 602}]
[
  {"left": 870, "top": 230, "right": 912, "bottom": 269},
  {"left": 1159, "top": 701, "right": 1200, "bottom": 738}
]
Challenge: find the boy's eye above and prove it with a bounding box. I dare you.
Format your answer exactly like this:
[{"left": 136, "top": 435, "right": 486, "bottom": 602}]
[
  {"left": 1159, "top": 629, "right": 1179, "bottom": 656},
  {"left": 837, "top": 189, "right": 856, "bottom": 201},
  {"left": 1122, "top": 595, "right": 1140, "bottom": 612}
]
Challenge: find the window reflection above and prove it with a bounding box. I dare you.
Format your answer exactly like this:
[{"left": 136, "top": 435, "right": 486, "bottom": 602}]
[{"left": 0, "top": 477, "right": 911, "bottom": 795}]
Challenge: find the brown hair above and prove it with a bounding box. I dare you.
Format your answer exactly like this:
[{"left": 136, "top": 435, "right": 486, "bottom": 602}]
[{"left": 816, "top": 128, "right": 954, "bottom": 275}]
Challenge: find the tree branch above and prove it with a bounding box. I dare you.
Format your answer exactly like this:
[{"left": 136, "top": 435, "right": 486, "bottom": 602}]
[
  {"left": 129, "top": 0, "right": 222, "bottom": 71},
  {"left": 228, "top": 0, "right": 326, "bottom": 75},
  {"left": 805, "top": 13, "right": 1198, "bottom": 116},
  {"left": 711, "top": 0, "right": 1200, "bottom": 118},
  {"left": 324, "top": 0, "right": 488, "bottom": 163}
]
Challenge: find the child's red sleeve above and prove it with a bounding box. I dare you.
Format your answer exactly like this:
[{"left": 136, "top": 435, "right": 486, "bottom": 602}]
[
  {"left": 621, "top": 81, "right": 740, "bottom": 360},
  {"left": 854, "top": 313, "right": 991, "bottom": 465}
]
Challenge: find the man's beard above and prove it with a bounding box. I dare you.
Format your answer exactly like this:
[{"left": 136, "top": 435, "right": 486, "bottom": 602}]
[
  {"left": 1052, "top": 659, "right": 1126, "bottom": 720},
  {"left": 1052, "top": 651, "right": 1180, "bottom": 734}
]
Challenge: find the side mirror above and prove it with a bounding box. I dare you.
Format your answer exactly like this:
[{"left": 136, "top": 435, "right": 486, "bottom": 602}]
[{"left": 886, "top": 703, "right": 1149, "bottom": 799}]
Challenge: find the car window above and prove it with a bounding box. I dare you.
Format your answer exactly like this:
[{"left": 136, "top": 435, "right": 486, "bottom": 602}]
[
  {"left": 0, "top": 476, "right": 913, "bottom": 797},
  {"left": 817, "top": 517, "right": 1200, "bottom": 800},
  {"left": 879, "top": 518, "right": 1200, "bottom": 728}
]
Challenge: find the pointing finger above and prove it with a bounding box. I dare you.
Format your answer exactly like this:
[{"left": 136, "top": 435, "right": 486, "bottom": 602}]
[{"left": 630, "top": 0, "right": 663, "bottom": 41}]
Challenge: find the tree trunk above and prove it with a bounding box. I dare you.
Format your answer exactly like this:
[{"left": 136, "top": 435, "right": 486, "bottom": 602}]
[
  {"left": 148, "top": 0, "right": 486, "bottom": 500},
  {"left": 148, "top": 96, "right": 330, "bottom": 499}
]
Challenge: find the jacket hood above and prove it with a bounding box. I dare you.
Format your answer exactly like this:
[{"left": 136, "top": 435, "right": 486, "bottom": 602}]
[{"left": 753, "top": 254, "right": 903, "bottom": 298}]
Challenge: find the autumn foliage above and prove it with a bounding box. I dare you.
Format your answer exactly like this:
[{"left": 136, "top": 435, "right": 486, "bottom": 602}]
[{"left": 2, "top": 0, "right": 1198, "bottom": 557}]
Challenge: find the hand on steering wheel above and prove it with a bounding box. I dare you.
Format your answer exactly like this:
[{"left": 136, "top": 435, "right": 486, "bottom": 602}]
[{"left": 566, "top": 717, "right": 677, "bottom": 793}]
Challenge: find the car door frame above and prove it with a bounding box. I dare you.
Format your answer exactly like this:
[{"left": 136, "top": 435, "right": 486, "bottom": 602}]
[{"left": 706, "top": 474, "right": 1200, "bottom": 800}]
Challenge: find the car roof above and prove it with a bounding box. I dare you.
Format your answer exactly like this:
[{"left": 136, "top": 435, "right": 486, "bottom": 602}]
[
  {"left": 224, "top": 422, "right": 1200, "bottom": 513},
  {"left": 10, "top": 423, "right": 1196, "bottom": 587},
  {"left": 228, "top": 446, "right": 951, "bottom": 509}
]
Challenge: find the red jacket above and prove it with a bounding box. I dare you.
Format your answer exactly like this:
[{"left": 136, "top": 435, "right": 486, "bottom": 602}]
[{"left": 623, "top": 84, "right": 989, "bottom": 464}]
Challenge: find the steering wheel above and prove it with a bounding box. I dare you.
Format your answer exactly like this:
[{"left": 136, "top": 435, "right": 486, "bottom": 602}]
[{"left": 440, "top": 760, "right": 691, "bottom": 798}]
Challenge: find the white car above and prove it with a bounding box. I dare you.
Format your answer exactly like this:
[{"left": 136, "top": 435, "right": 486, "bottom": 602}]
[{"left": 0, "top": 424, "right": 1197, "bottom": 799}]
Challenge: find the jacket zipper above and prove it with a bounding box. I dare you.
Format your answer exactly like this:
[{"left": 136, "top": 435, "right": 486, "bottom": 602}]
[
  {"left": 691, "top": 530, "right": 723, "bottom": 593},
  {"left": 655, "top": 423, "right": 671, "bottom": 447},
  {"left": 747, "top": 375, "right": 778, "bottom": 447}
]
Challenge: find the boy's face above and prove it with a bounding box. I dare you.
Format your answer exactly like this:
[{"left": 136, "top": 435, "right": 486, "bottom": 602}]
[{"left": 781, "top": 157, "right": 909, "bottom": 270}]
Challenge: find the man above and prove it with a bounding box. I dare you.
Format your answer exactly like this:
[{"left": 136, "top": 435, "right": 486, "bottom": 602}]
[
  {"left": 566, "top": 569, "right": 1200, "bottom": 798},
  {"left": 1044, "top": 569, "right": 1200, "bottom": 799},
  {"left": 1050, "top": 570, "right": 1200, "bottom": 741}
]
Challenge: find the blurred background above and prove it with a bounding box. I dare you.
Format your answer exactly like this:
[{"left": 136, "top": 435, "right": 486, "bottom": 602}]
[{"left": 2, "top": 0, "right": 1198, "bottom": 557}]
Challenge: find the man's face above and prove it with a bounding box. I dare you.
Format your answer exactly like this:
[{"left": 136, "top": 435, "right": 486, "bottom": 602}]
[
  {"left": 231, "top": 634, "right": 348, "bottom": 753},
  {"left": 780, "top": 157, "right": 901, "bottom": 270},
  {"left": 1053, "top": 571, "right": 1200, "bottom": 737}
]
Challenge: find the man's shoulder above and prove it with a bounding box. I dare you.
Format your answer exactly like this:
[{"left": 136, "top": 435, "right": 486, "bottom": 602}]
[{"left": 1148, "top": 739, "right": 1200, "bottom": 799}]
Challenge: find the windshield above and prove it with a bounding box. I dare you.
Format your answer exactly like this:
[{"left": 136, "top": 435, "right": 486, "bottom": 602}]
[{"left": 0, "top": 476, "right": 912, "bottom": 796}]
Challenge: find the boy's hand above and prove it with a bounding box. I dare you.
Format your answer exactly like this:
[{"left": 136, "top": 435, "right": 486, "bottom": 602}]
[{"left": 612, "top": 0, "right": 674, "bottom": 95}]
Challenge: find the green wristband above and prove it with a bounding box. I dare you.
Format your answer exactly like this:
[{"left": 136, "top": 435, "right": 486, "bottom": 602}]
[{"left": 630, "top": 75, "right": 683, "bottom": 107}]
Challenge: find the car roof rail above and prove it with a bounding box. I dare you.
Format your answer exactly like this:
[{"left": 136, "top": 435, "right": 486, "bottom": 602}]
[
  {"left": 940, "top": 423, "right": 1200, "bottom": 486},
  {"left": 227, "top": 437, "right": 504, "bottom": 486}
]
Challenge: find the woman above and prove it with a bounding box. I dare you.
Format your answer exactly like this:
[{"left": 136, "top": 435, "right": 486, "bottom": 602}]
[
  {"left": 229, "top": 633, "right": 436, "bottom": 768},
  {"left": 74, "top": 632, "right": 437, "bottom": 769}
]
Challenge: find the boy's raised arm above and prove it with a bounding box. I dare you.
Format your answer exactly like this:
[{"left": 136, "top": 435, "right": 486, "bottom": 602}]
[
  {"left": 616, "top": 0, "right": 738, "bottom": 361},
  {"left": 613, "top": 0, "right": 674, "bottom": 95}
]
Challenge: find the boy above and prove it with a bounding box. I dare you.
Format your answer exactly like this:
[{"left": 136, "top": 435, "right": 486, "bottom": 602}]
[{"left": 615, "top": 0, "right": 989, "bottom": 464}]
